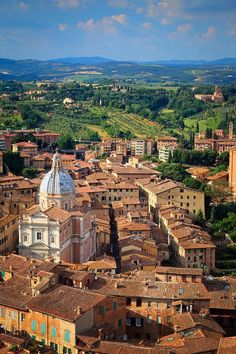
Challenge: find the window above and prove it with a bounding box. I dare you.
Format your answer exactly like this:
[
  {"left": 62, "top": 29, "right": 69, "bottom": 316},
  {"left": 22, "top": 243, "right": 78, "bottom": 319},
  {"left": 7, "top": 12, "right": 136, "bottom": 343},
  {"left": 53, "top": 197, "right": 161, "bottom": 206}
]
[
  {"left": 63, "top": 347, "right": 71, "bottom": 354},
  {"left": 136, "top": 298, "right": 142, "bottom": 307},
  {"left": 157, "top": 316, "right": 161, "bottom": 324},
  {"left": 41, "top": 323, "right": 46, "bottom": 335},
  {"left": 64, "top": 203, "right": 68, "bottom": 210},
  {"left": 113, "top": 302, "right": 118, "bottom": 311},
  {"left": 126, "top": 298, "right": 131, "bottom": 306},
  {"left": 186, "top": 203, "right": 189, "bottom": 207},
  {"left": 51, "top": 327, "right": 57, "bottom": 338},
  {"left": 41, "top": 339, "right": 45, "bottom": 345},
  {"left": 99, "top": 306, "right": 105, "bottom": 315},
  {"left": 31, "top": 335, "right": 36, "bottom": 340},
  {"left": 0, "top": 308, "right": 5, "bottom": 317},
  {"left": 11, "top": 311, "right": 15, "bottom": 319},
  {"left": 24, "top": 235, "right": 27, "bottom": 242},
  {"left": 148, "top": 301, "right": 151, "bottom": 308},
  {"left": 64, "top": 330, "right": 70, "bottom": 343},
  {"left": 51, "top": 237, "right": 55, "bottom": 243},
  {"left": 50, "top": 342, "right": 58, "bottom": 351},
  {"left": 21, "top": 313, "right": 25, "bottom": 321},
  {"left": 118, "top": 319, "right": 122, "bottom": 327},
  {"left": 147, "top": 315, "right": 152, "bottom": 324},
  {"left": 126, "top": 318, "right": 131, "bottom": 326},
  {"left": 135, "top": 318, "right": 142, "bottom": 327},
  {"left": 36, "top": 232, "right": 42, "bottom": 241},
  {"left": 31, "top": 320, "right": 37, "bottom": 331}
]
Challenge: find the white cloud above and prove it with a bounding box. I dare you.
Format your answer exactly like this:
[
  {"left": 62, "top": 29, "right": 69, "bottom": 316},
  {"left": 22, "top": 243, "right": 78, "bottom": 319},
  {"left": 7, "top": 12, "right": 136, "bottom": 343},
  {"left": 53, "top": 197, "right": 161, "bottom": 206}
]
[
  {"left": 56, "top": 0, "right": 81, "bottom": 8},
  {"left": 107, "top": 0, "right": 128, "bottom": 8},
  {"left": 168, "top": 23, "right": 192, "bottom": 40},
  {"left": 176, "top": 23, "right": 191, "bottom": 33},
  {"left": 58, "top": 23, "right": 68, "bottom": 31},
  {"left": 136, "top": 7, "right": 144, "bottom": 14},
  {"left": 18, "top": 2, "right": 28, "bottom": 10},
  {"left": 201, "top": 26, "right": 216, "bottom": 40},
  {"left": 229, "top": 29, "right": 236, "bottom": 37},
  {"left": 77, "top": 14, "right": 127, "bottom": 34},
  {"left": 160, "top": 18, "right": 169, "bottom": 25},
  {"left": 147, "top": 0, "right": 183, "bottom": 19},
  {"left": 142, "top": 22, "right": 152, "bottom": 30}
]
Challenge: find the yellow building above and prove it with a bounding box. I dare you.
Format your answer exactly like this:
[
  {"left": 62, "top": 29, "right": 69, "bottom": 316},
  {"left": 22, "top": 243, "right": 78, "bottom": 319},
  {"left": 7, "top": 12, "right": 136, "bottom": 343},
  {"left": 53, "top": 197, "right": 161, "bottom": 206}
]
[
  {"left": 0, "top": 215, "right": 18, "bottom": 255},
  {"left": 229, "top": 146, "right": 236, "bottom": 197},
  {"left": 12, "top": 141, "right": 38, "bottom": 155},
  {"left": 136, "top": 178, "right": 205, "bottom": 217}
]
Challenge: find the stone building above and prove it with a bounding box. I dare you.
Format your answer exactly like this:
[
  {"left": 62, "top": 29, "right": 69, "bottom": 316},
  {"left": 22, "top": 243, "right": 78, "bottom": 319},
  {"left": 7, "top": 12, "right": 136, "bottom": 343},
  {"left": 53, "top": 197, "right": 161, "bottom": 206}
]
[{"left": 18, "top": 151, "right": 96, "bottom": 263}]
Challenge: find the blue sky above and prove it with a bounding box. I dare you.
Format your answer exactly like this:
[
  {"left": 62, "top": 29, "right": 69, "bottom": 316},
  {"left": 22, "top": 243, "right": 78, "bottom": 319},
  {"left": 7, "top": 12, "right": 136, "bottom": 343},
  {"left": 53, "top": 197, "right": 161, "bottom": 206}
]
[{"left": 0, "top": 0, "right": 236, "bottom": 61}]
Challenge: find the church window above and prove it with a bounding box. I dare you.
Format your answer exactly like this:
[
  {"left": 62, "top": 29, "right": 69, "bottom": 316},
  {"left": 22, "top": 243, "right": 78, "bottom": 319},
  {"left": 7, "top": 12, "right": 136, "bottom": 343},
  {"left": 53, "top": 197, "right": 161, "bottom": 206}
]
[{"left": 36, "top": 232, "right": 42, "bottom": 240}]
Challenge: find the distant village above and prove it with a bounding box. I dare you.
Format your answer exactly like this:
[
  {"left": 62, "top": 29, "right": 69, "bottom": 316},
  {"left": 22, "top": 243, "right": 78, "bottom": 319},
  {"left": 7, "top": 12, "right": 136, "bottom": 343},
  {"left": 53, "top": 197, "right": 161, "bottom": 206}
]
[{"left": 0, "top": 85, "right": 236, "bottom": 354}]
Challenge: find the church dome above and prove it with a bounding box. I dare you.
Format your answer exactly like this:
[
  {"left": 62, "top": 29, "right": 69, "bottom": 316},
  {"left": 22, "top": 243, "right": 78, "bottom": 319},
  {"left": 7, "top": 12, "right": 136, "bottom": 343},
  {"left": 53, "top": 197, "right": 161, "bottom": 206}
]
[{"left": 39, "top": 151, "right": 75, "bottom": 196}]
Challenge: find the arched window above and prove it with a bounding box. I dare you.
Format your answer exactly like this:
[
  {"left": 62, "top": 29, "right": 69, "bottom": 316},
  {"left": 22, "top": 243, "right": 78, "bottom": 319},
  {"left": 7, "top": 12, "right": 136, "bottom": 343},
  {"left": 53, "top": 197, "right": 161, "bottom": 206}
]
[
  {"left": 64, "top": 203, "right": 68, "bottom": 210},
  {"left": 51, "top": 237, "right": 55, "bottom": 243}
]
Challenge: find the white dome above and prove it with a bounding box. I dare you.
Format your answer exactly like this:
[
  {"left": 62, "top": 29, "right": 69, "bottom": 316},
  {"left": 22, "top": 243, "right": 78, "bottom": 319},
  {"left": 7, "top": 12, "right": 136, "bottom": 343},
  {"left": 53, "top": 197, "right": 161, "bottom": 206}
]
[{"left": 39, "top": 151, "right": 75, "bottom": 196}]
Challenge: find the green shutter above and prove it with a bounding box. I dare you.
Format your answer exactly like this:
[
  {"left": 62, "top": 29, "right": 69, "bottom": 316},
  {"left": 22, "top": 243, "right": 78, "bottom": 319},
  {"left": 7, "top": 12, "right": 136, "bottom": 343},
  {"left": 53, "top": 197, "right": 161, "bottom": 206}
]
[
  {"left": 41, "top": 323, "right": 46, "bottom": 335},
  {"left": 64, "top": 330, "right": 70, "bottom": 343},
  {"left": 31, "top": 320, "right": 37, "bottom": 331},
  {"left": 51, "top": 327, "right": 57, "bottom": 338}
]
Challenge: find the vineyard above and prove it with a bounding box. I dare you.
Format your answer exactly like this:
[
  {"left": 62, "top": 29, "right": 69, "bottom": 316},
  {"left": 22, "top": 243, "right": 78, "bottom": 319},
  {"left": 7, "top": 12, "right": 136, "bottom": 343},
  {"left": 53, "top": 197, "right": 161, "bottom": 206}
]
[{"left": 106, "top": 111, "right": 163, "bottom": 138}]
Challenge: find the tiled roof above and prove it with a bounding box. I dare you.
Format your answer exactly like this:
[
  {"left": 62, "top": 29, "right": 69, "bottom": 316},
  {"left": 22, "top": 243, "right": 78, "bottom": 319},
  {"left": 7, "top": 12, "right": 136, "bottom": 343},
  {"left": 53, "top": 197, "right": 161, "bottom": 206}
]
[
  {"left": 217, "top": 337, "right": 236, "bottom": 354},
  {"left": 44, "top": 206, "right": 71, "bottom": 223},
  {"left": 28, "top": 284, "right": 106, "bottom": 322},
  {"left": 90, "top": 277, "right": 210, "bottom": 300}
]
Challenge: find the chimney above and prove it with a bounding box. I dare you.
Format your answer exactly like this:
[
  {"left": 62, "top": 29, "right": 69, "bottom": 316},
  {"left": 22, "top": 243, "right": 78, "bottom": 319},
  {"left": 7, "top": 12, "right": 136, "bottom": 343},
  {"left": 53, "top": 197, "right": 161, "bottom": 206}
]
[
  {"left": 77, "top": 306, "right": 81, "bottom": 315},
  {"left": 229, "top": 122, "right": 233, "bottom": 140}
]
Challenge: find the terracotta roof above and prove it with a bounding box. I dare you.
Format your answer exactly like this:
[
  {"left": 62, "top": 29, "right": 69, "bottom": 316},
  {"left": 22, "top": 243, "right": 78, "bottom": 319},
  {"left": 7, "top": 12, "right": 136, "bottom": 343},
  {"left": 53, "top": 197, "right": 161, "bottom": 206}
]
[
  {"left": 90, "top": 277, "right": 210, "bottom": 300},
  {"left": 207, "top": 171, "right": 228, "bottom": 181},
  {"left": 173, "top": 312, "right": 225, "bottom": 335},
  {"left": 154, "top": 266, "right": 202, "bottom": 276},
  {"left": 12, "top": 142, "right": 37, "bottom": 147},
  {"left": 217, "top": 337, "right": 236, "bottom": 354},
  {"left": 44, "top": 206, "right": 71, "bottom": 223},
  {"left": 0, "top": 276, "right": 32, "bottom": 311},
  {"left": 28, "top": 284, "right": 106, "bottom": 322}
]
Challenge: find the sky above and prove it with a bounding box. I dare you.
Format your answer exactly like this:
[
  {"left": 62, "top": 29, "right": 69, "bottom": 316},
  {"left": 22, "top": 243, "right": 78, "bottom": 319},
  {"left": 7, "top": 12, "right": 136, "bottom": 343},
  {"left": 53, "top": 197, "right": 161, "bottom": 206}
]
[{"left": 0, "top": 0, "right": 236, "bottom": 61}]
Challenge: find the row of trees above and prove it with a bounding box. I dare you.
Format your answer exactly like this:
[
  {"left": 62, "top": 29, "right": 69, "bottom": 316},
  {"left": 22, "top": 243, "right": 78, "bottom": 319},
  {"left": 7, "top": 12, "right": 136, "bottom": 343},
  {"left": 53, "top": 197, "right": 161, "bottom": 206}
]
[{"left": 171, "top": 148, "right": 225, "bottom": 167}]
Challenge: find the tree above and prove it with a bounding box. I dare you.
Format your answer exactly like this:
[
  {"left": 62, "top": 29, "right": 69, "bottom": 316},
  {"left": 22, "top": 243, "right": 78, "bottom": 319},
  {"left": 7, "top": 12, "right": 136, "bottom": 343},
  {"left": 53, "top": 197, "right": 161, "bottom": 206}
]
[
  {"left": 22, "top": 167, "right": 39, "bottom": 179},
  {"left": 195, "top": 210, "right": 205, "bottom": 227},
  {"left": 12, "top": 132, "right": 36, "bottom": 144},
  {"left": 156, "top": 163, "right": 189, "bottom": 182},
  {"left": 183, "top": 177, "right": 202, "bottom": 190},
  {"left": 58, "top": 134, "right": 75, "bottom": 150},
  {"left": 205, "top": 127, "right": 212, "bottom": 138},
  {"left": 3, "top": 152, "right": 24, "bottom": 175},
  {"left": 217, "top": 151, "right": 229, "bottom": 167}
]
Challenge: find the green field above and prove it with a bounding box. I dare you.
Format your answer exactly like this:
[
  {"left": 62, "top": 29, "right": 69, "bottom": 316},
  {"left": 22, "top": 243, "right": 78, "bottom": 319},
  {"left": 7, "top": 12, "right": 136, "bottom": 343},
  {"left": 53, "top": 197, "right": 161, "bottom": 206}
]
[{"left": 184, "top": 114, "right": 224, "bottom": 132}]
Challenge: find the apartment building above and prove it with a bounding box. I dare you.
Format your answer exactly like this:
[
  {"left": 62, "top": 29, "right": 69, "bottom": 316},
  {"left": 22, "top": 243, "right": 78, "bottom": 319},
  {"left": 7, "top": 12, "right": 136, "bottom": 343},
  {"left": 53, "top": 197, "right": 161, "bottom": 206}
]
[
  {"left": 0, "top": 255, "right": 126, "bottom": 354},
  {"left": 89, "top": 275, "right": 211, "bottom": 340},
  {"left": 136, "top": 177, "right": 205, "bottom": 217},
  {"left": 0, "top": 215, "right": 18, "bottom": 255}
]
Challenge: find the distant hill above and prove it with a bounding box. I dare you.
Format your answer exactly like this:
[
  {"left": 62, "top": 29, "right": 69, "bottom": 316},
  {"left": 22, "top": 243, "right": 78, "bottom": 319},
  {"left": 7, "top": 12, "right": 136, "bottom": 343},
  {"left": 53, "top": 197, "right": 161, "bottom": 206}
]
[
  {"left": 143, "top": 58, "right": 236, "bottom": 66},
  {"left": 51, "top": 56, "right": 115, "bottom": 65},
  {"left": 0, "top": 56, "right": 236, "bottom": 82}
]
